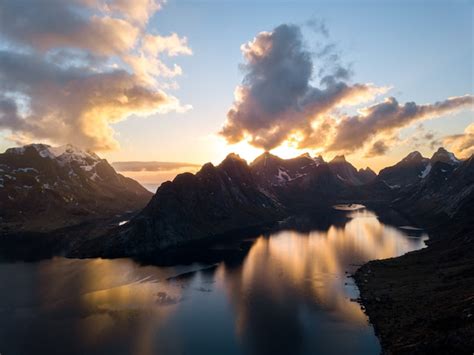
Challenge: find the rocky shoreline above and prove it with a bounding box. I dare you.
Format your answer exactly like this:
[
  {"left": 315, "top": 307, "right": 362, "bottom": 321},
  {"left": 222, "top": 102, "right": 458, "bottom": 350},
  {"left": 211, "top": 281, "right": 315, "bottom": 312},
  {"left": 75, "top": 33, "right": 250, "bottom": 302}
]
[{"left": 354, "top": 227, "right": 474, "bottom": 354}]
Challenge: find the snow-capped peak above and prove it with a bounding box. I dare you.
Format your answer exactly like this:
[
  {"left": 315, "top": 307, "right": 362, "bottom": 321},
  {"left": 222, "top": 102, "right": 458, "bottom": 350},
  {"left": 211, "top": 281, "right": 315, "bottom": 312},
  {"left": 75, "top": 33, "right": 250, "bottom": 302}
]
[
  {"left": 6, "top": 143, "right": 101, "bottom": 171},
  {"left": 50, "top": 144, "right": 100, "bottom": 164}
]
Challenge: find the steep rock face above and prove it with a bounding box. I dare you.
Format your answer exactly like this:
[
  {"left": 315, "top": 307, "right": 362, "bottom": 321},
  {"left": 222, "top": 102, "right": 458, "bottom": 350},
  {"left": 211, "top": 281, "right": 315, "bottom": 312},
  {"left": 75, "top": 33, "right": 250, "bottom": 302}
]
[
  {"left": 250, "top": 152, "right": 323, "bottom": 188},
  {"left": 430, "top": 147, "right": 460, "bottom": 166},
  {"left": 82, "top": 154, "right": 284, "bottom": 257},
  {"left": 378, "top": 151, "right": 430, "bottom": 187},
  {"left": 393, "top": 156, "right": 474, "bottom": 227},
  {"left": 356, "top": 157, "right": 474, "bottom": 354},
  {"left": 0, "top": 144, "right": 152, "bottom": 232},
  {"left": 328, "top": 155, "right": 366, "bottom": 185},
  {"left": 358, "top": 167, "right": 377, "bottom": 184},
  {"left": 249, "top": 152, "right": 368, "bottom": 208}
]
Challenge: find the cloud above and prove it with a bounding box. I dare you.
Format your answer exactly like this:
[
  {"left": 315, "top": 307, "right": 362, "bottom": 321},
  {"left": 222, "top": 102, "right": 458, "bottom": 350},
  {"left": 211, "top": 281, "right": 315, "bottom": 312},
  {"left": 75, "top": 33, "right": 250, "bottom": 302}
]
[
  {"left": 329, "top": 95, "right": 473, "bottom": 153},
  {"left": 443, "top": 123, "right": 474, "bottom": 159},
  {"left": 0, "top": 0, "right": 191, "bottom": 151},
  {"left": 365, "top": 140, "right": 390, "bottom": 158},
  {"left": 220, "top": 24, "right": 387, "bottom": 151},
  {"left": 112, "top": 161, "right": 200, "bottom": 172},
  {"left": 222, "top": 23, "right": 473, "bottom": 156}
]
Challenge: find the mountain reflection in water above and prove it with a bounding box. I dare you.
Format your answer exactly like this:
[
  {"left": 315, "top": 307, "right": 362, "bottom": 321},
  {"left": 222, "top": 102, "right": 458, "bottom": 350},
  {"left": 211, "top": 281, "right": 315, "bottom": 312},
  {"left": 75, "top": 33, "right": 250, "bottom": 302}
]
[{"left": 0, "top": 207, "right": 428, "bottom": 355}]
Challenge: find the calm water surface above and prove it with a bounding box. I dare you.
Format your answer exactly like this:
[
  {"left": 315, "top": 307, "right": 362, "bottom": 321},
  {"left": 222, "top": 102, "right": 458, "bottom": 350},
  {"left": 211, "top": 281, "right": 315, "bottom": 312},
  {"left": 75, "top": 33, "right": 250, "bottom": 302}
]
[{"left": 0, "top": 207, "right": 428, "bottom": 355}]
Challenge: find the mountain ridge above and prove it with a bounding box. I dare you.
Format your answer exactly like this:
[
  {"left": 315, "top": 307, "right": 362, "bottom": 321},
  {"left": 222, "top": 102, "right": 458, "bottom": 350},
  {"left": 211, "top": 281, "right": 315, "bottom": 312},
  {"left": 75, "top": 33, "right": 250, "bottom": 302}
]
[
  {"left": 69, "top": 146, "right": 469, "bottom": 257},
  {"left": 0, "top": 143, "right": 152, "bottom": 232}
]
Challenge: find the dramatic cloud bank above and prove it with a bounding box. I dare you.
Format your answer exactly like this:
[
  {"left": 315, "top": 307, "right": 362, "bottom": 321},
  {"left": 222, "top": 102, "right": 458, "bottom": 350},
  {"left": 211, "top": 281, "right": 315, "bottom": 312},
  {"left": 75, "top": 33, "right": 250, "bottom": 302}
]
[
  {"left": 329, "top": 96, "right": 474, "bottom": 153},
  {"left": 221, "top": 23, "right": 473, "bottom": 156},
  {"left": 221, "top": 24, "right": 386, "bottom": 151},
  {"left": 444, "top": 123, "right": 474, "bottom": 159},
  {"left": 0, "top": 0, "right": 191, "bottom": 150}
]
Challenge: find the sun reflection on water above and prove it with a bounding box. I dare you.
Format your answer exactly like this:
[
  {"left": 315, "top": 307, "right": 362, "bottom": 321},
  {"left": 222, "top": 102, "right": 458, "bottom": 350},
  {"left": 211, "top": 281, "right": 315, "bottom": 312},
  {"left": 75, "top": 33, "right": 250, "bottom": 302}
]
[{"left": 0, "top": 207, "right": 428, "bottom": 355}]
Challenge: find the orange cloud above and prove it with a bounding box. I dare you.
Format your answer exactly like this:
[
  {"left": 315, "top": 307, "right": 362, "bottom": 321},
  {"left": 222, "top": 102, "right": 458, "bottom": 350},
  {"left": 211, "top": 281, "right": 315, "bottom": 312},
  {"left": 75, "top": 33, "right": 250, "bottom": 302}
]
[
  {"left": 443, "top": 123, "right": 474, "bottom": 159},
  {"left": 222, "top": 23, "right": 473, "bottom": 157},
  {"left": 221, "top": 24, "right": 387, "bottom": 151},
  {"left": 328, "top": 95, "right": 474, "bottom": 153},
  {"left": 0, "top": 0, "right": 192, "bottom": 151}
]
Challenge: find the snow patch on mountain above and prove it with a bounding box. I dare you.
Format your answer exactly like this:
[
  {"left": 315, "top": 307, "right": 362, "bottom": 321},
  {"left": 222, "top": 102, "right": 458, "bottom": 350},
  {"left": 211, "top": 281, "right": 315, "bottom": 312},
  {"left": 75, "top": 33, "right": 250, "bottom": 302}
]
[{"left": 420, "top": 164, "right": 432, "bottom": 178}]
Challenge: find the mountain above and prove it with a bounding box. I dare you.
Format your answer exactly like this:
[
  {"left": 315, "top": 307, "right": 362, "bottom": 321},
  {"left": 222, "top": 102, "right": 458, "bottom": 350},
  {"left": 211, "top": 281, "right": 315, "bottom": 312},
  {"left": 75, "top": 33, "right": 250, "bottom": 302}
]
[
  {"left": 393, "top": 155, "right": 474, "bottom": 228},
  {"left": 378, "top": 151, "right": 430, "bottom": 187},
  {"left": 430, "top": 147, "right": 460, "bottom": 165},
  {"left": 328, "top": 155, "right": 374, "bottom": 185},
  {"left": 379, "top": 148, "right": 461, "bottom": 188},
  {"left": 357, "top": 154, "right": 474, "bottom": 354},
  {"left": 0, "top": 144, "right": 152, "bottom": 232},
  {"left": 358, "top": 167, "right": 377, "bottom": 184},
  {"left": 74, "top": 153, "right": 284, "bottom": 257},
  {"left": 250, "top": 151, "right": 323, "bottom": 188},
  {"left": 73, "top": 151, "right": 398, "bottom": 257},
  {"left": 249, "top": 152, "right": 359, "bottom": 208}
]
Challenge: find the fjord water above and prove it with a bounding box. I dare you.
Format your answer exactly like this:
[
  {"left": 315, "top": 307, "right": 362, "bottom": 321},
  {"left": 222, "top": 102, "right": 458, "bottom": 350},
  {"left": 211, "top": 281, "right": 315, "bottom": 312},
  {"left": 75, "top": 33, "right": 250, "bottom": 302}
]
[{"left": 0, "top": 207, "right": 428, "bottom": 355}]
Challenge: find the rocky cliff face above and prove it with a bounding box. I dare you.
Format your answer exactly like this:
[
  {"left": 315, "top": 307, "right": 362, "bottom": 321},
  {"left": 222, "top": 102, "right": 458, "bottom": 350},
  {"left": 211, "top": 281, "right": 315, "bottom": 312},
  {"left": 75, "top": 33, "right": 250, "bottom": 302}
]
[
  {"left": 393, "top": 155, "right": 474, "bottom": 228},
  {"left": 0, "top": 144, "right": 152, "bottom": 232},
  {"left": 378, "top": 151, "right": 430, "bottom": 187},
  {"left": 75, "top": 151, "right": 399, "bottom": 257},
  {"left": 77, "top": 153, "right": 285, "bottom": 257},
  {"left": 378, "top": 148, "right": 461, "bottom": 189},
  {"left": 328, "top": 155, "right": 367, "bottom": 185},
  {"left": 4, "top": 144, "right": 471, "bottom": 261}
]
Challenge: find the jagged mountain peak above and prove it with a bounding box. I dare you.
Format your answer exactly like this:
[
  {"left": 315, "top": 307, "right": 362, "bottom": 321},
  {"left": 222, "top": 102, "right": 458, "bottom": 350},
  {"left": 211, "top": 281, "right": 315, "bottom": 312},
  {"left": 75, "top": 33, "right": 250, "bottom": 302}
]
[
  {"left": 402, "top": 151, "right": 425, "bottom": 162},
  {"left": 219, "top": 153, "right": 248, "bottom": 169},
  {"left": 430, "top": 147, "right": 459, "bottom": 165},
  {"left": 359, "top": 166, "right": 375, "bottom": 173},
  {"left": 5, "top": 143, "right": 101, "bottom": 167},
  {"left": 330, "top": 155, "right": 346, "bottom": 163},
  {"left": 314, "top": 155, "right": 325, "bottom": 164},
  {"left": 251, "top": 151, "right": 282, "bottom": 167},
  {"left": 0, "top": 143, "right": 151, "bottom": 231}
]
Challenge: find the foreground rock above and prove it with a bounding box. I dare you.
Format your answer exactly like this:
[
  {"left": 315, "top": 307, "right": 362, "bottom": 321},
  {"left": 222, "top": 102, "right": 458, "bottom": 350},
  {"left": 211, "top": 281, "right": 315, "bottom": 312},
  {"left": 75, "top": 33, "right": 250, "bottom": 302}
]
[{"left": 355, "top": 229, "right": 474, "bottom": 354}]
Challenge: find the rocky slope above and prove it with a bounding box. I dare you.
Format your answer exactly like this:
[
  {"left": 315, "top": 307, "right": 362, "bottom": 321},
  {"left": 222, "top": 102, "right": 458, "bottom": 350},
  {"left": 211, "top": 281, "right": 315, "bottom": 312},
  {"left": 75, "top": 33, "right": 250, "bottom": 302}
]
[
  {"left": 249, "top": 151, "right": 385, "bottom": 208},
  {"left": 73, "top": 154, "right": 285, "bottom": 257},
  {"left": 70, "top": 150, "right": 405, "bottom": 257},
  {"left": 378, "top": 151, "right": 430, "bottom": 187},
  {"left": 355, "top": 153, "right": 474, "bottom": 354},
  {"left": 0, "top": 144, "right": 152, "bottom": 232},
  {"left": 378, "top": 147, "right": 461, "bottom": 189},
  {"left": 392, "top": 153, "right": 471, "bottom": 227},
  {"left": 328, "top": 155, "right": 369, "bottom": 185}
]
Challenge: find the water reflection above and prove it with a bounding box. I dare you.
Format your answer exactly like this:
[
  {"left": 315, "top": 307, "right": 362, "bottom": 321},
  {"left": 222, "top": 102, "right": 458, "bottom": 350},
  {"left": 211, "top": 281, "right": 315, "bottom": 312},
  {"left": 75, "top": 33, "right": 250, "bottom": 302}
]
[{"left": 0, "top": 207, "right": 427, "bottom": 355}]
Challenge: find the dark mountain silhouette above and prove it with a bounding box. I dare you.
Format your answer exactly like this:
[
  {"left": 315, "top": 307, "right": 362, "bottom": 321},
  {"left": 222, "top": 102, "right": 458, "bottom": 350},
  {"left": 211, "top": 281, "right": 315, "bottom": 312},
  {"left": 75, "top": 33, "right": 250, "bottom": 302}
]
[
  {"left": 358, "top": 167, "right": 377, "bottom": 184},
  {"left": 356, "top": 154, "right": 474, "bottom": 354},
  {"left": 394, "top": 154, "right": 473, "bottom": 228},
  {"left": 75, "top": 153, "right": 285, "bottom": 257},
  {"left": 2, "top": 144, "right": 469, "bottom": 256},
  {"left": 328, "top": 155, "right": 367, "bottom": 185},
  {"left": 0, "top": 144, "right": 152, "bottom": 232},
  {"left": 378, "top": 151, "right": 430, "bottom": 187}
]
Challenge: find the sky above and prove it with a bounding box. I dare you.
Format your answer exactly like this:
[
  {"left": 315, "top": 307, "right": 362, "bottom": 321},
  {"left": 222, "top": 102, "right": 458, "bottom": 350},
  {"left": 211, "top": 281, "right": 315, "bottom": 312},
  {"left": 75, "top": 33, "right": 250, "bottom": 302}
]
[{"left": 0, "top": 0, "right": 472, "bottom": 179}]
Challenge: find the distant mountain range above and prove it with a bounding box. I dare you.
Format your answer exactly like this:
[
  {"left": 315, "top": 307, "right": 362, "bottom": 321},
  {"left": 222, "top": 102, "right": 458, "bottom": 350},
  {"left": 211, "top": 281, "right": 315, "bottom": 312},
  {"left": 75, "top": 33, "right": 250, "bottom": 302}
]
[
  {"left": 68, "top": 146, "right": 473, "bottom": 257},
  {"left": 379, "top": 147, "right": 460, "bottom": 188},
  {"left": 0, "top": 144, "right": 152, "bottom": 232},
  {"left": 1, "top": 143, "right": 472, "bottom": 258}
]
